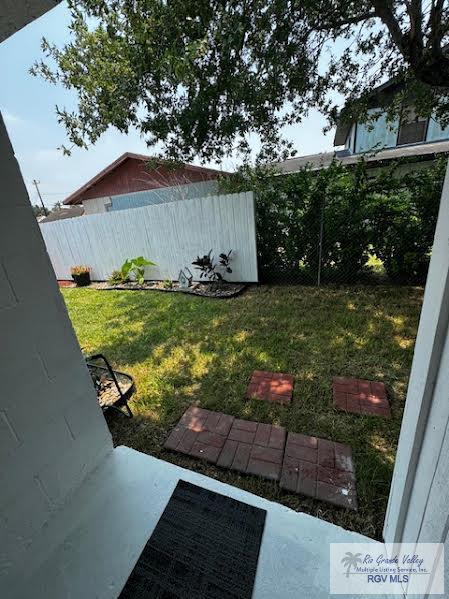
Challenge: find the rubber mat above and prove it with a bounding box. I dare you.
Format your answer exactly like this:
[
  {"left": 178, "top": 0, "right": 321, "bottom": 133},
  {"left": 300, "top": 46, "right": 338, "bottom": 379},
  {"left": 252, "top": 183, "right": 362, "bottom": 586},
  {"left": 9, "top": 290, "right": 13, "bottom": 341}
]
[{"left": 119, "top": 480, "right": 266, "bottom": 598}]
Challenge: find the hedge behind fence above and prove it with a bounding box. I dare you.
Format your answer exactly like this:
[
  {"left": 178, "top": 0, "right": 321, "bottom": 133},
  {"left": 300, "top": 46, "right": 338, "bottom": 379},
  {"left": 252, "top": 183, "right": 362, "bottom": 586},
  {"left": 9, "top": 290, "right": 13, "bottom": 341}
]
[{"left": 221, "top": 157, "right": 447, "bottom": 284}]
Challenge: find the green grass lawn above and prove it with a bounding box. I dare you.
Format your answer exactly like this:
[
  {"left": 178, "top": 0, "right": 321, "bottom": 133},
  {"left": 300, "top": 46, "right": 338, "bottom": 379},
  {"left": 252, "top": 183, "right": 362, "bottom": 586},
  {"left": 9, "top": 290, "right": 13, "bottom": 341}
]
[{"left": 62, "top": 284, "right": 423, "bottom": 539}]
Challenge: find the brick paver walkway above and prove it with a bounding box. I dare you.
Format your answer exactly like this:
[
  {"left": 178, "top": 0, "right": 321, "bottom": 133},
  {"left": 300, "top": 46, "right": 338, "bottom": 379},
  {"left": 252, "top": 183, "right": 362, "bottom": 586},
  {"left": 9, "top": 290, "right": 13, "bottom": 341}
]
[
  {"left": 164, "top": 406, "right": 234, "bottom": 464},
  {"left": 218, "top": 419, "right": 286, "bottom": 480},
  {"left": 164, "top": 406, "right": 358, "bottom": 509},
  {"left": 279, "top": 432, "right": 357, "bottom": 510},
  {"left": 333, "top": 377, "right": 391, "bottom": 417},
  {"left": 246, "top": 370, "right": 294, "bottom": 405}
]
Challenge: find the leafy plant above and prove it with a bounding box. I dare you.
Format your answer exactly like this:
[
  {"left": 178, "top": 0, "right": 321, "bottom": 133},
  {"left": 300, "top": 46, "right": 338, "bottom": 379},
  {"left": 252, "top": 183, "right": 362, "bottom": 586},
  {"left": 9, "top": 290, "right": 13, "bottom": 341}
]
[
  {"left": 108, "top": 257, "right": 156, "bottom": 285},
  {"left": 120, "top": 256, "right": 156, "bottom": 284},
  {"left": 163, "top": 279, "right": 174, "bottom": 289},
  {"left": 192, "top": 250, "right": 233, "bottom": 283},
  {"left": 218, "top": 250, "right": 233, "bottom": 275}
]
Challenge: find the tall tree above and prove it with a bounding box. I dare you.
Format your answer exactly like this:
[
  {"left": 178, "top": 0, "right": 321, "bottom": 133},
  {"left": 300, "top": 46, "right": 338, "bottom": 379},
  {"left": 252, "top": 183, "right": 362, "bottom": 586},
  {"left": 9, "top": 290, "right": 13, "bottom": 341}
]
[{"left": 32, "top": 0, "right": 449, "bottom": 162}]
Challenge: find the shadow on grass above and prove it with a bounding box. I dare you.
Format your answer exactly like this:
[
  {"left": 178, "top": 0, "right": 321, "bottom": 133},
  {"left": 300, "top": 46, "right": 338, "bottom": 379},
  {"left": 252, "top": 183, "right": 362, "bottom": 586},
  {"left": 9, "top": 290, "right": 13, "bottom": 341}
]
[{"left": 63, "top": 284, "right": 423, "bottom": 540}]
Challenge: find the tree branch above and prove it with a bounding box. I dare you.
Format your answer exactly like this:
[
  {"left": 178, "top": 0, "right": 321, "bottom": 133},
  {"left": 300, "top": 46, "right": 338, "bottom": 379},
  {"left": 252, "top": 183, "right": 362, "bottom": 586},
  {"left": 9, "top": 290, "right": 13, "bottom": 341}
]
[
  {"left": 427, "top": 0, "right": 445, "bottom": 57},
  {"left": 315, "top": 10, "right": 377, "bottom": 31},
  {"left": 371, "top": 0, "right": 407, "bottom": 52},
  {"left": 408, "top": 0, "right": 424, "bottom": 52}
]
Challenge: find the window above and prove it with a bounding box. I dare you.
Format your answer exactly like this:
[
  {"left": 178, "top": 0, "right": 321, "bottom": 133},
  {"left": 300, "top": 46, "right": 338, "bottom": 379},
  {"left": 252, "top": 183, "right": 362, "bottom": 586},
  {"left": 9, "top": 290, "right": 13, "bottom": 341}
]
[{"left": 397, "top": 108, "right": 427, "bottom": 146}]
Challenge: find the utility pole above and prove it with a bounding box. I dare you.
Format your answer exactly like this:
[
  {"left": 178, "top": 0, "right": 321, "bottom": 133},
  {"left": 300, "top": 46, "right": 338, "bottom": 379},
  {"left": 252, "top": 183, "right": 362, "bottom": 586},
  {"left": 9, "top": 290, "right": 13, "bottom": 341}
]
[{"left": 32, "top": 179, "right": 48, "bottom": 216}]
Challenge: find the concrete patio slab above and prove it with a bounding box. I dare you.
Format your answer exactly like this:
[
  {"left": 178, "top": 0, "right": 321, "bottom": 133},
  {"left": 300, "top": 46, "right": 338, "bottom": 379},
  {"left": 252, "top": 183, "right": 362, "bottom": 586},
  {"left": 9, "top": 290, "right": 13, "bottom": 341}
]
[{"left": 8, "top": 447, "right": 387, "bottom": 599}]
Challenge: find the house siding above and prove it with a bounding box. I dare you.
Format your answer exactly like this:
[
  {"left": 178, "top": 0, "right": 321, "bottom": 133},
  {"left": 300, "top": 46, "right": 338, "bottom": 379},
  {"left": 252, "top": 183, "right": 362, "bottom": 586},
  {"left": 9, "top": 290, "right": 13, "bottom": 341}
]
[
  {"left": 426, "top": 117, "right": 449, "bottom": 142},
  {"left": 353, "top": 109, "right": 449, "bottom": 154},
  {"left": 354, "top": 109, "right": 400, "bottom": 153},
  {"left": 80, "top": 158, "right": 221, "bottom": 202}
]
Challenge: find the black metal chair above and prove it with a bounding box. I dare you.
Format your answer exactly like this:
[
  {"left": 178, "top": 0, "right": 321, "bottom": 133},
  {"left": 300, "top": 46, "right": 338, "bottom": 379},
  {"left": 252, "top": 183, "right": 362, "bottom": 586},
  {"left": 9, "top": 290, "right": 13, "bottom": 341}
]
[{"left": 85, "top": 353, "right": 135, "bottom": 418}]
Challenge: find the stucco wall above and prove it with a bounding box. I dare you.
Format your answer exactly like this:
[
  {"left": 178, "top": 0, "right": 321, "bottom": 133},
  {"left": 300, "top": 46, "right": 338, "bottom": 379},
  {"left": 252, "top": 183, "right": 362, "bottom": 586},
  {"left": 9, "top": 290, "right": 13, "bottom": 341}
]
[{"left": 0, "top": 112, "right": 112, "bottom": 594}]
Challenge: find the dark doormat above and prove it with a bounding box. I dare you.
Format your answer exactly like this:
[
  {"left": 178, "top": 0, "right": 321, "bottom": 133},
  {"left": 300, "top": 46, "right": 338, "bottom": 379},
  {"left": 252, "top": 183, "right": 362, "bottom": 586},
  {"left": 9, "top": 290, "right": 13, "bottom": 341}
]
[{"left": 119, "top": 480, "right": 267, "bottom": 599}]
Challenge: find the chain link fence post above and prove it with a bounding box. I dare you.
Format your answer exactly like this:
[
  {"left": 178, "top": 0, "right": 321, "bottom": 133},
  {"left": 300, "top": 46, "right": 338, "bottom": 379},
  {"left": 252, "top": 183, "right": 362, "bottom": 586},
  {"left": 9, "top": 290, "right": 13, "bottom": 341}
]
[{"left": 317, "top": 196, "right": 325, "bottom": 287}]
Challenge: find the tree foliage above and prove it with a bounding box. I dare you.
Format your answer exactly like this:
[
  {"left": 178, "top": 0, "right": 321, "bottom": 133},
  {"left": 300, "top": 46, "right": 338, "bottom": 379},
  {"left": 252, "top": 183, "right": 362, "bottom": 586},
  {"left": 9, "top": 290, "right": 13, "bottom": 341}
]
[{"left": 32, "top": 0, "right": 449, "bottom": 162}]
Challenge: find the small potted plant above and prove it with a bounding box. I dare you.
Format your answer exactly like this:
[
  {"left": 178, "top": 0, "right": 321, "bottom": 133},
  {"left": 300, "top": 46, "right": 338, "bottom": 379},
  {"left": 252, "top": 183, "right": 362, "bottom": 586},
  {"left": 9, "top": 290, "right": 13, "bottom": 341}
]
[{"left": 70, "top": 265, "right": 91, "bottom": 287}]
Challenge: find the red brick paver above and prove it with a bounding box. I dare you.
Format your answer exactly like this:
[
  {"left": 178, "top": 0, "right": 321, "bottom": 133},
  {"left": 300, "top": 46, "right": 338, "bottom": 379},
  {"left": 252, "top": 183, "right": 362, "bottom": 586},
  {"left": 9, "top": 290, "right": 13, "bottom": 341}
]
[
  {"left": 333, "top": 377, "right": 391, "bottom": 418},
  {"left": 164, "top": 407, "right": 234, "bottom": 464},
  {"left": 165, "top": 407, "right": 286, "bottom": 481},
  {"left": 246, "top": 370, "right": 294, "bottom": 405},
  {"left": 165, "top": 407, "right": 358, "bottom": 509},
  {"left": 280, "top": 432, "right": 357, "bottom": 510},
  {"left": 218, "top": 419, "right": 286, "bottom": 480}
]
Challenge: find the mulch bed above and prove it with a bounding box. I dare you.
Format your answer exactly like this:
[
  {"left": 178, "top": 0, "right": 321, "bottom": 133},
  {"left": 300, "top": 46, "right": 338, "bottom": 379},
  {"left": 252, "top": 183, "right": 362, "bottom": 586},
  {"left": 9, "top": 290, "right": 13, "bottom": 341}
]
[
  {"left": 92, "top": 280, "right": 247, "bottom": 298},
  {"left": 60, "top": 279, "right": 246, "bottom": 298}
]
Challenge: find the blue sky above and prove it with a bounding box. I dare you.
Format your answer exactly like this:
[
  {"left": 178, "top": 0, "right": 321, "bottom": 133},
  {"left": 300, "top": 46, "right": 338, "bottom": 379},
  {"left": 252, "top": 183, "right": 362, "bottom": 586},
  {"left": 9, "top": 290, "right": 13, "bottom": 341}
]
[{"left": 0, "top": 2, "right": 336, "bottom": 209}]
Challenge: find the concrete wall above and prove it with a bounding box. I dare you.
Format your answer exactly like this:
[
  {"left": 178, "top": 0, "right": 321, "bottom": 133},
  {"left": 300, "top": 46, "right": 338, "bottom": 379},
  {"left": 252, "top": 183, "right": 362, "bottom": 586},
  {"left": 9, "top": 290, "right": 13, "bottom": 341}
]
[
  {"left": 0, "top": 0, "right": 59, "bottom": 42},
  {"left": 0, "top": 112, "right": 113, "bottom": 593}
]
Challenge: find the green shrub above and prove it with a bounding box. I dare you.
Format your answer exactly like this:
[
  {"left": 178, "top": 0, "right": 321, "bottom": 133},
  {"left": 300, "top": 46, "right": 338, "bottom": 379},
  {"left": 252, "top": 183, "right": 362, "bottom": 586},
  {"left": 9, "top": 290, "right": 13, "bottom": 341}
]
[
  {"left": 108, "top": 270, "right": 125, "bottom": 285},
  {"left": 221, "top": 157, "right": 446, "bottom": 284},
  {"left": 364, "top": 160, "right": 446, "bottom": 283}
]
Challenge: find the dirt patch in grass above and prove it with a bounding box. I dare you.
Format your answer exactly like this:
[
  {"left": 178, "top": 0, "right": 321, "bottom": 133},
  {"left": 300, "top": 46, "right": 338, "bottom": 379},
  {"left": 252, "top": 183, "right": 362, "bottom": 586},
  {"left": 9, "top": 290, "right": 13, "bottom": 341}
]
[{"left": 62, "top": 284, "right": 423, "bottom": 539}]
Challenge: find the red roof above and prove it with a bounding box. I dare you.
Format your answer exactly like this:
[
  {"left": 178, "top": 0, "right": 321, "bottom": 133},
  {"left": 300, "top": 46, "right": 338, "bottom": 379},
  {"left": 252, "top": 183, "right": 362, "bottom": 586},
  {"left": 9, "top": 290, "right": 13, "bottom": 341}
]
[{"left": 63, "top": 152, "right": 229, "bottom": 205}]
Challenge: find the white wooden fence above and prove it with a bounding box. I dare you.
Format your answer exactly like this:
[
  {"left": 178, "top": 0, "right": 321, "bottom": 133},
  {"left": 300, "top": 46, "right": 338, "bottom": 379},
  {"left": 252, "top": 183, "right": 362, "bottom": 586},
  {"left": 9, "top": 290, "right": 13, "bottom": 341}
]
[{"left": 40, "top": 192, "right": 258, "bottom": 282}]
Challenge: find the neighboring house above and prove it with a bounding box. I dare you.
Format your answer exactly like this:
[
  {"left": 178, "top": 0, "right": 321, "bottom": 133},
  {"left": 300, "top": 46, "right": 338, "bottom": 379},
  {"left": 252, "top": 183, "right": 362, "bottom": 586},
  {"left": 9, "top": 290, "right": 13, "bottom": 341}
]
[
  {"left": 38, "top": 205, "right": 84, "bottom": 223},
  {"left": 63, "top": 152, "right": 228, "bottom": 215},
  {"left": 276, "top": 78, "right": 449, "bottom": 174}
]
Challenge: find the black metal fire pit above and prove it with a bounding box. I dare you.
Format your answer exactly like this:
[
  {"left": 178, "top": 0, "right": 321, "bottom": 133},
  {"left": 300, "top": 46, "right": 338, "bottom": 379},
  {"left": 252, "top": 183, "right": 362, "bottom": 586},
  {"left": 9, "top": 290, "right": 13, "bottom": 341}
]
[{"left": 85, "top": 353, "right": 135, "bottom": 417}]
